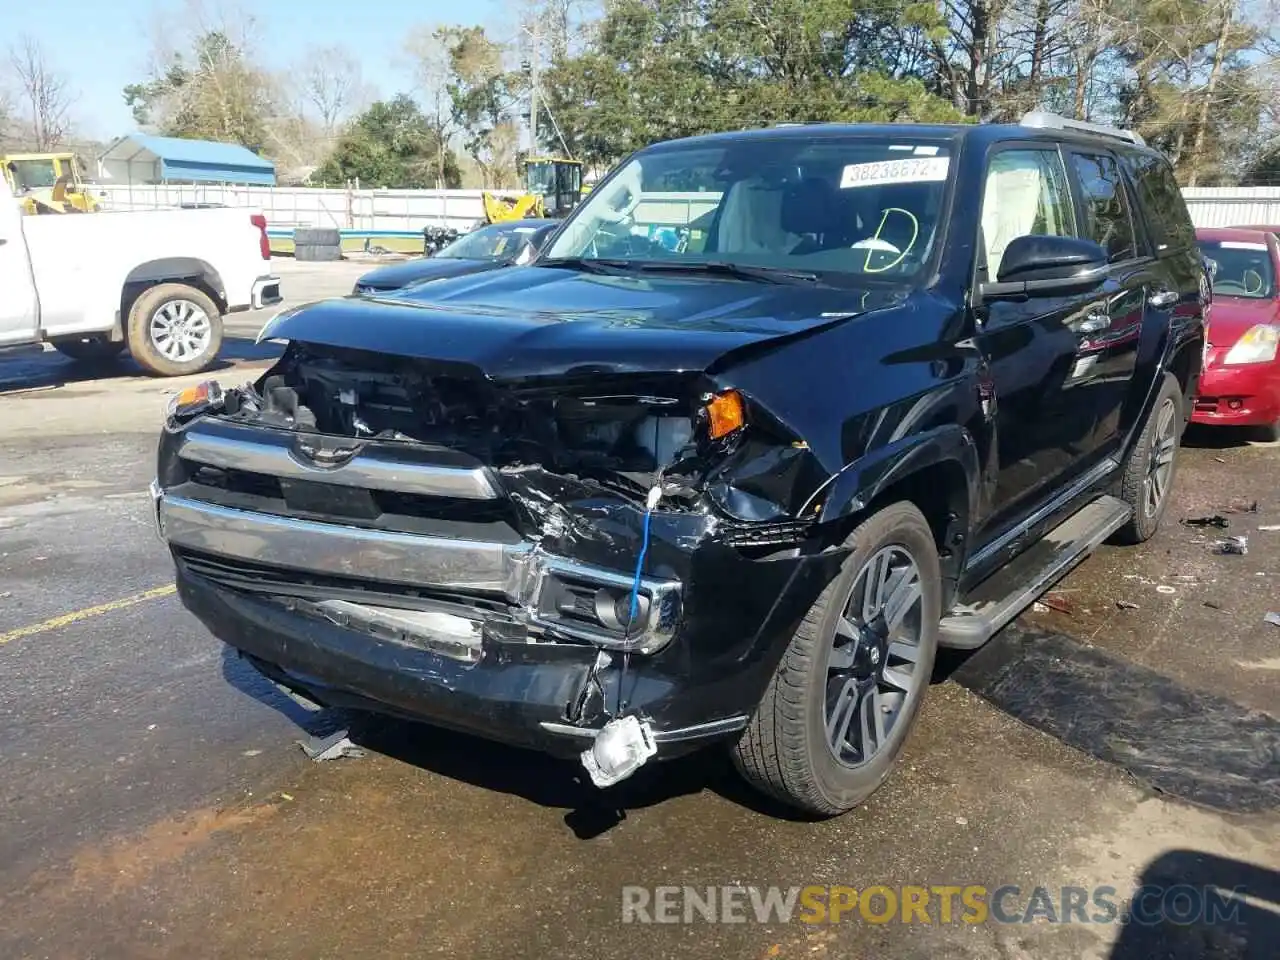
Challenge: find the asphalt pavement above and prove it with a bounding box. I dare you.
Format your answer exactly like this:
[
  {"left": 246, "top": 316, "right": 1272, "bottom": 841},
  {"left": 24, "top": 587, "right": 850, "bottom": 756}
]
[{"left": 1, "top": 261, "right": 1278, "bottom": 960}]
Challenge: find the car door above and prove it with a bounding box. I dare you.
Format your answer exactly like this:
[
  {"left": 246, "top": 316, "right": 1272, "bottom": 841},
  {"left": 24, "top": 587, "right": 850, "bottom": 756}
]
[
  {"left": 970, "top": 143, "right": 1116, "bottom": 530},
  {"left": 0, "top": 195, "right": 40, "bottom": 345},
  {"left": 1060, "top": 148, "right": 1146, "bottom": 455}
]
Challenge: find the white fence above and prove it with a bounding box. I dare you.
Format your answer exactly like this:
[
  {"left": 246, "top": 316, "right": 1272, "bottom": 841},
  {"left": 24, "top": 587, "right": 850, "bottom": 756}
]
[
  {"left": 1182, "top": 187, "right": 1280, "bottom": 228},
  {"left": 96, "top": 181, "right": 1280, "bottom": 235},
  {"left": 96, "top": 183, "right": 489, "bottom": 233}
]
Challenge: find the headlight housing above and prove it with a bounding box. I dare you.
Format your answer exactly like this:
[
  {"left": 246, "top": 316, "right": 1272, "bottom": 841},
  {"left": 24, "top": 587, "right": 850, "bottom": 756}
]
[
  {"left": 166, "top": 380, "right": 224, "bottom": 421},
  {"left": 1222, "top": 324, "right": 1280, "bottom": 365}
]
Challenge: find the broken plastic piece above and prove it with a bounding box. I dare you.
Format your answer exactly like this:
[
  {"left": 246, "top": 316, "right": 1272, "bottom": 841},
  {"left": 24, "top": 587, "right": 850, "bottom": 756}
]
[
  {"left": 1217, "top": 536, "right": 1249, "bottom": 555},
  {"left": 580, "top": 715, "right": 657, "bottom": 788},
  {"left": 296, "top": 729, "right": 366, "bottom": 762},
  {"left": 705, "top": 390, "right": 745, "bottom": 439},
  {"left": 1258, "top": 525, "right": 1280, "bottom": 532},
  {"left": 1265, "top": 612, "right": 1280, "bottom": 628},
  {"left": 1116, "top": 600, "right": 1140, "bottom": 610},
  {"left": 1182, "top": 514, "right": 1229, "bottom": 529}
]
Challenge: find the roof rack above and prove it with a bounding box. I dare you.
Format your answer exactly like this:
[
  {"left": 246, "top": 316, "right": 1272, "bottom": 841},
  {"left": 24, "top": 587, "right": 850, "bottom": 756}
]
[{"left": 1019, "top": 110, "right": 1146, "bottom": 146}]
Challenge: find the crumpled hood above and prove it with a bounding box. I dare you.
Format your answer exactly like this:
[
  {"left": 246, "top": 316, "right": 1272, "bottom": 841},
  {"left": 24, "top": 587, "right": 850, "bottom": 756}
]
[
  {"left": 354, "top": 256, "right": 503, "bottom": 292},
  {"left": 1208, "top": 295, "right": 1280, "bottom": 346},
  {"left": 261, "top": 264, "right": 904, "bottom": 381}
]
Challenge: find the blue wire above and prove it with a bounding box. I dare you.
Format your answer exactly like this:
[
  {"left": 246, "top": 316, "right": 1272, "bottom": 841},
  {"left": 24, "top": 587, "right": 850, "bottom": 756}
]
[
  {"left": 629, "top": 508, "right": 653, "bottom": 625},
  {"left": 619, "top": 506, "right": 653, "bottom": 716}
]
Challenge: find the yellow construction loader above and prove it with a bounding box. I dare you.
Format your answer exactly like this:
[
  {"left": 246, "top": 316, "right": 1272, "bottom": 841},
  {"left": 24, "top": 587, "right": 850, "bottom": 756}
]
[
  {"left": 2, "top": 152, "right": 101, "bottom": 214},
  {"left": 480, "top": 156, "right": 584, "bottom": 224}
]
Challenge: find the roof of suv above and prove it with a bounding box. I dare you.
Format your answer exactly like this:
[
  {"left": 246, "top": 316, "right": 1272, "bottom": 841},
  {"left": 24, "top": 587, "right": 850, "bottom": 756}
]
[{"left": 645, "top": 121, "right": 1162, "bottom": 157}]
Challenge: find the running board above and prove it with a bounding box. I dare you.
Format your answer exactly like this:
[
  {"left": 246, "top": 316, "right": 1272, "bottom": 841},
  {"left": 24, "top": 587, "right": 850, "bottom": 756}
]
[{"left": 939, "top": 495, "right": 1132, "bottom": 650}]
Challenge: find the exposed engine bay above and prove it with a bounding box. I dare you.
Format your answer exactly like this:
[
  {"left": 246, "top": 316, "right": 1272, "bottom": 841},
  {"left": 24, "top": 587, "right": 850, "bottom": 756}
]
[{"left": 206, "top": 341, "right": 825, "bottom": 522}]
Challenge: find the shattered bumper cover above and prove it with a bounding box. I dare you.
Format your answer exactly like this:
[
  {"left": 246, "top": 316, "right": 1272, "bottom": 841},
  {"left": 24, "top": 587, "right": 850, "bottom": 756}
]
[
  {"left": 158, "top": 492, "right": 683, "bottom": 655},
  {"left": 160, "top": 487, "right": 842, "bottom": 756}
]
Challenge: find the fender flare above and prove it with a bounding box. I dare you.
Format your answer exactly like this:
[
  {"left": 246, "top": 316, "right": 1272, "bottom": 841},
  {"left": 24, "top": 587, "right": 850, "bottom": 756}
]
[
  {"left": 815, "top": 422, "right": 981, "bottom": 534},
  {"left": 123, "top": 257, "right": 226, "bottom": 309}
]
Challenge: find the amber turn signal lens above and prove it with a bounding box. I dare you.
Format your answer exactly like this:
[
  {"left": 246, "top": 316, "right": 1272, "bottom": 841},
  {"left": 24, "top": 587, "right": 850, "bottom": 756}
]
[
  {"left": 174, "top": 383, "right": 212, "bottom": 408},
  {"left": 706, "top": 390, "right": 746, "bottom": 440}
]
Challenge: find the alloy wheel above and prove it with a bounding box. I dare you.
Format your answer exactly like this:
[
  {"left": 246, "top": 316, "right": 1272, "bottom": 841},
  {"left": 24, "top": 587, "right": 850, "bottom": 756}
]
[
  {"left": 1144, "top": 397, "right": 1178, "bottom": 518},
  {"left": 150, "top": 299, "right": 213, "bottom": 363},
  {"left": 824, "top": 545, "right": 926, "bottom": 768}
]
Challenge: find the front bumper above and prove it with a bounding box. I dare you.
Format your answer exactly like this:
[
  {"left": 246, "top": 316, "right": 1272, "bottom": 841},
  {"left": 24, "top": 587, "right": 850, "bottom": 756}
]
[
  {"left": 1191, "top": 356, "right": 1280, "bottom": 427},
  {"left": 155, "top": 485, "right": 842, "bottom": 755}
]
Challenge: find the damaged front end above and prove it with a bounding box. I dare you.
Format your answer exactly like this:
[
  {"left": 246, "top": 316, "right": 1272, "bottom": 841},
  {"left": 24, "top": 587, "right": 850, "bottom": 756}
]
[{"left": 154, "top": 339, "right": 846, "bottom": 769}]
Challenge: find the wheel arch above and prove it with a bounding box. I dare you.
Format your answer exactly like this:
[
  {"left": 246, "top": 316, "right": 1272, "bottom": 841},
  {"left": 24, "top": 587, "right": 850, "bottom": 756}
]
[
  {"left": 814, "top": 424, "right": 979, "bottom": 606},
  {"left": 120, "top": 258, "right": 227, "bottom": 339}
]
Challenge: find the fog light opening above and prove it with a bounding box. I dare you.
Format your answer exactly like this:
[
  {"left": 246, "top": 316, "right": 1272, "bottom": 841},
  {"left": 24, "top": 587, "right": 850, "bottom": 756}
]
[
  {"left": 1227, "top": 398, "right": 1244, "bottom": 410},
  {"left": 595, "top": 587, "right": 649, "bottom": 632}
]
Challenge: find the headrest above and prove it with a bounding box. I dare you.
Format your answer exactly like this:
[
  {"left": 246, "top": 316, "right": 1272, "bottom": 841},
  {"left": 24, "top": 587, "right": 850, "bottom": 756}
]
[{"left": 781, "top": 177, "right": 840, "bottom": 235}]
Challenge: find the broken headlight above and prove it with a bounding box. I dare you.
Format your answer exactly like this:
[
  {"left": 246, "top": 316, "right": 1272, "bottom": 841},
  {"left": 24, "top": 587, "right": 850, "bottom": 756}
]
[{"left": 166, "top": 380, "right": 224, "bottom": 422}]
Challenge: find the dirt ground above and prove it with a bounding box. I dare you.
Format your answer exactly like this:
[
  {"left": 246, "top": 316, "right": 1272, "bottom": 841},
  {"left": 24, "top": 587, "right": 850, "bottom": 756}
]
[{"left": 1, "top": 266, "right": 1277, "bottom": 959}]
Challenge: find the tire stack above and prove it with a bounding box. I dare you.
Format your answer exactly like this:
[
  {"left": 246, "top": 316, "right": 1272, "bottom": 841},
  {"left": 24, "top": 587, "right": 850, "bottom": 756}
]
[{"left": 293, "top": 227, "right": 343, "bottom": 262}]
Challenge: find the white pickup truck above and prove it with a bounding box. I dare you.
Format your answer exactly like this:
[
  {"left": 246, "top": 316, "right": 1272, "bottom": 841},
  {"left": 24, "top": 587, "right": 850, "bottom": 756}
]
[{"left": 0, "top": 178, "right": 280, "bottom": 376}]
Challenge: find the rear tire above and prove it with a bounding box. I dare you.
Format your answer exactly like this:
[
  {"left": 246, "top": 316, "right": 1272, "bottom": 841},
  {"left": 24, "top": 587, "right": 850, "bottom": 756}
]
[
  {"left": 1112, "top": 372, "right": 1182, "bottom": 544},
  {"left": 126, "top": 283, "right": 223, "bottom": 377},
  {"left": 53, "top": 337, "right": 125, "bottom": 364},
  {"left": 733, "top": 502, "right": 941, "bottom": 817}
]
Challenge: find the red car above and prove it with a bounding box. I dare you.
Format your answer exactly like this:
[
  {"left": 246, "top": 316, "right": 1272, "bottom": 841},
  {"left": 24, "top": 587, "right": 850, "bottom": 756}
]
[{"left": 1194, "top": 227, "right": 1280, "bottom": 438}]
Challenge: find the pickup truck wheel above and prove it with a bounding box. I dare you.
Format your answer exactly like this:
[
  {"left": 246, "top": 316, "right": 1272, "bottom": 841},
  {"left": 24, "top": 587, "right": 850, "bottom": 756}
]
[
  {"left": 127, "top": 283, "right": 223, "bottom": 377},
  {"left": 732, "top": 501, "right": 941, "bottom": 817},
  {"left": 53, "top": 337, "right": 126, "bottom": 364},
  {"left": 1113, "top": 372, "right": 1182, "bottom": 544}
]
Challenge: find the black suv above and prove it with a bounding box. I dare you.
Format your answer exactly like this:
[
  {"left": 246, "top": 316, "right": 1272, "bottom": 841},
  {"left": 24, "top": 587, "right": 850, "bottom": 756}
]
[{"left": 152, "top": 112, "right": 1205, "bottom": 816}]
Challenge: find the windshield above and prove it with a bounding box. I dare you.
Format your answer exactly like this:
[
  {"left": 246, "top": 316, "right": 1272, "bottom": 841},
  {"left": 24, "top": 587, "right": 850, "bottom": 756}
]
[
  {"left": 439, "top": 223, "right": 542, "bottom": 260},
  {"left": 9, "top": 159, "right": 59, "bottom": 190},
  {"left": 543, "top": 136, "right": 954, "bottom": 280},
  {"left": 1198, "top": 240, "right": 1276, "bottom": 299},
  {"left": 527, "top": 161, "right": 556, "bottom": 196}
]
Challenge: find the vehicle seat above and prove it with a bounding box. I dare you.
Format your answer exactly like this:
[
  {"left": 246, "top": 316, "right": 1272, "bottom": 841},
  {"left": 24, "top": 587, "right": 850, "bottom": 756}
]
[
  {"left": 781, "top": 178, "right": 842, "bottom": 255},
  {"left": 713, "top": 178, "right": 801, "bottom": 255}
]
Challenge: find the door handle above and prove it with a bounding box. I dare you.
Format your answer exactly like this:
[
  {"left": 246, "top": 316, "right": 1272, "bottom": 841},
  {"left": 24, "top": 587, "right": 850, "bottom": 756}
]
[
  {"left": 1078, "top": 311, "right": 1110, "bottom": 334},
  {"left": 1149, "top": 289, "right": 1178, "bottom": 309}
]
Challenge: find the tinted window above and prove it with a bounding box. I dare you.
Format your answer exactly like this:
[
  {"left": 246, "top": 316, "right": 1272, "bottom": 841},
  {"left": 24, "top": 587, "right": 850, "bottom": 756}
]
[
  {"left": 438, "top": 223, "right": 538, "bottom": 260},
  {"left": 1070, "top": 153, "right": 1137, "bottom": 262},
  {"left": 1124, "top": 152, "right": 1195, "bottom": 254},
  {"left": 1196, "top": 240, "right": 1276, "bottom": 299},
  {"left": 979, "top": 149, "right": 1077, "bottom": 280}
]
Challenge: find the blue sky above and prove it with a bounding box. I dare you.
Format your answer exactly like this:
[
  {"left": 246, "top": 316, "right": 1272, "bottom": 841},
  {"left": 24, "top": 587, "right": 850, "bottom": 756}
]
[{"left": 0, "top": 0, "right": 501, "bottom": 141}]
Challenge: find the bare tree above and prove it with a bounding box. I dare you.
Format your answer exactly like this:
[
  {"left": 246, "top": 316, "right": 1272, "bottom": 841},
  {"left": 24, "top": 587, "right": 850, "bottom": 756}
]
[
  {"left": 9, "top": 35, "right": 74, "bottom": 149},
  {"left": 405, "top": 26, "right": 460, "bottom": 185},
  {"left": 300, "top": 45, "right": 362, "bottom": 135}
]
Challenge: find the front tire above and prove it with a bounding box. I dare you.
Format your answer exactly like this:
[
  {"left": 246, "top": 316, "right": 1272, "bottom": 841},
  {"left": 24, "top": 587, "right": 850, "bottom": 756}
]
[
  {"left": 126, "top": 283, "right": 223, "bottom": 377},
  {"left": 733, "top": 501, "right": 941, "bottom": 817},
  {"left": 1113, "top": 372, "right": 1182, "bottom": 544}
]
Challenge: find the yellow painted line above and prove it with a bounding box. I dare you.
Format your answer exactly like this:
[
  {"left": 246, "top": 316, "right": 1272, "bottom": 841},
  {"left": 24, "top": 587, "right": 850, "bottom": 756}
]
[{"left": 0, "top": 584, "right": 177, "bottom": 646}]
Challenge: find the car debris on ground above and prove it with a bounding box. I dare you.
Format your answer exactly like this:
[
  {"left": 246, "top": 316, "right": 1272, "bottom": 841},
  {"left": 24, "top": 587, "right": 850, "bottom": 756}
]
[
  {"left": 1216, "top": 535, "right": 1249, "bottom": 555},
  {"left": 1182, "top": 514, "right": 1230, "bottom": 528},
  {"left": 296, "top": 730, "right": 366, "bottom": 762}
]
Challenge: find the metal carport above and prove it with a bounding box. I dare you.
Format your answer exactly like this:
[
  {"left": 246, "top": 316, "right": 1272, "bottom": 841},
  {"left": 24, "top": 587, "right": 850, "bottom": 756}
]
[{"left": 97, "top": 134, "right": 276, "bottom": 186}]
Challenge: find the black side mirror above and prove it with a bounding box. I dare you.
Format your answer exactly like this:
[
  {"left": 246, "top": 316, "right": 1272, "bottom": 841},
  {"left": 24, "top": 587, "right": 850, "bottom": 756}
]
[{"left": 982, "top": 234, "right": 1108, "bottom": 299}]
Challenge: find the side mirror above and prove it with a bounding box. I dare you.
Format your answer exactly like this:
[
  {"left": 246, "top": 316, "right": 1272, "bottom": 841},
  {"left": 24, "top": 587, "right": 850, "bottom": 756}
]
[{"left": 983, "top": 234, "right": 1108, "bottom": 299}]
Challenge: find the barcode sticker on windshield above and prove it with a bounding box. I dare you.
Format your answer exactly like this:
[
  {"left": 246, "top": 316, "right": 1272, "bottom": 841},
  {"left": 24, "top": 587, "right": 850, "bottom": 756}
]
[{"left": 840, "top": 156, "right": 949, "bottom": 189}]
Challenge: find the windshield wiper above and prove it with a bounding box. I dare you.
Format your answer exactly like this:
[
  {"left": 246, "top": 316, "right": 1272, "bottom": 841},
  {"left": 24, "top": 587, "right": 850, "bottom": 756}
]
[
  {"left": 538, "top": 256, "right": 639, "bottom": 275},
  {"left": 632, "top": 260, "right": 819, "bottom": 284}
]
